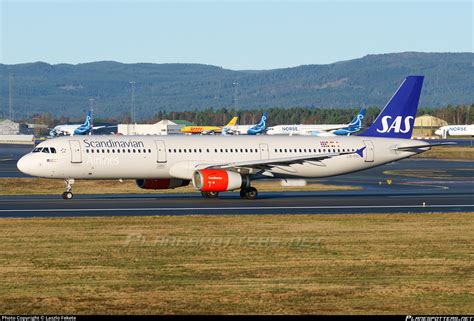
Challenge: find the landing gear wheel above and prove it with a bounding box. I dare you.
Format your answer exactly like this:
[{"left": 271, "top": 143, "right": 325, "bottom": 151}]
[
  {"left": 241, "top": 187, "right": 258, "bottom": 200},
  {"left": 63, "top": 178, "right": 75, "bottom": 200},
  {"left": 201, "top": 191, "right": 219, "bottom": 199},
  {"left": 62, "top": 191, "right": 73, "bottom": 200}
]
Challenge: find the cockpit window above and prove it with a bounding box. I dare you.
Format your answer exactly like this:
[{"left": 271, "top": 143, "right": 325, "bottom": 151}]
[{"left": 33, "top": 146, "right": 56, "bottom": 153}]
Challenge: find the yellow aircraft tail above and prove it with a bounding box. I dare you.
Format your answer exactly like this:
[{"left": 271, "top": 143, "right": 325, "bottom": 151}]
[{"left": 225, "top": 116, "right": 238, "bottom": 127}]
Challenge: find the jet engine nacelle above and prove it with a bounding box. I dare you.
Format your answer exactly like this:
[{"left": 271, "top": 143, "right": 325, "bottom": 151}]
[
  {"left": 136, "top": 179, "right": 190, "bottom": 190},
  {"left": 192, "top": 169, "right": 247, "bottom": 192}
]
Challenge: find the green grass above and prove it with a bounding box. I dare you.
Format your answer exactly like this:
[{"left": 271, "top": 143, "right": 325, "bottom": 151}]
[{"left": 0, "top": 213, "right": 472, "bottom": 314}]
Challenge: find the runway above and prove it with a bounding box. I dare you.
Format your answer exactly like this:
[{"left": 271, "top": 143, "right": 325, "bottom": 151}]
[{"left": 0, "top": 189, "right": 472, "bottom": 217}]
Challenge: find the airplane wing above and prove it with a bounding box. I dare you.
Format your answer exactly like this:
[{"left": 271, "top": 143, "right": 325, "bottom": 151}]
[
  {"left": 302, "top": 129, "right": 336, "bottom": 137},
  {"left": 203, "top": 147, "right": 365, "bottom": 171},
  {"left": 308, "top": 125, "right": 348, "bottom": 132},
  {"left": 50, "top": 128, "right": 74, "bottom": 136},
  {"left": 201, "top": 129, "right": 219, "bottom": 135}
]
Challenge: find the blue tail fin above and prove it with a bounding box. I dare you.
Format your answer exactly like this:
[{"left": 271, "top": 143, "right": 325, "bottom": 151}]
[
  {"left": 82, "top": 111, "right": 92, "bottom": 128},
  {"left": 73, "top": 111, "right": 92, "bottom": 135},
  {"left": 348, "top": 108, "right": 366, "bottom": 130},
  {"left": 247, "top": 112, "right": 267, "bottom": 135},
  {"left": 332, "top": 108, "right": 366, "bottom": 136},
  {"left": 359, "top": 76, "right": 423, "bottom": 139}
]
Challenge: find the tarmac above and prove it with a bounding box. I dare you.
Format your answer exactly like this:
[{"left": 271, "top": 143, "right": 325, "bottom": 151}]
[{"left": 0, "top": 142, "right": 472, "bottom": 218}]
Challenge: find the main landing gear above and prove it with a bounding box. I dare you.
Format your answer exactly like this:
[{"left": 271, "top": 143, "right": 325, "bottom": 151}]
[
  {"left": 62, "top": 178, "right": 75, "bottom": 200},
  {"left": 240, "top": 187, "right": 258, "bottom": 200},
  {"left": 200, "top": 187, "right": 258, "bottom": 200}
]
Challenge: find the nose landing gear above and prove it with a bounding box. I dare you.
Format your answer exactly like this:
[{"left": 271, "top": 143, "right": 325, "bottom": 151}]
[
  {"left": 62, "top": 179, "right": 75, "bottom": 200},
  {"left": 201, "top": 191, "right": 219, "bottom": 199}
]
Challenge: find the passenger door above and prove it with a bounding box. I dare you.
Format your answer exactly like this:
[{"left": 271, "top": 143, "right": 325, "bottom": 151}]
[
  {"left": 69, "top": 140, "right": 82, "bottom": 163},
  {"left": 155, "top": 140, "right": 167, "bottom": 163}
]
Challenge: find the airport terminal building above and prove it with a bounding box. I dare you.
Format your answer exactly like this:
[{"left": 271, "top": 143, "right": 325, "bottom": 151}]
[
  {"left": 117, "top": 119, "right": 193, "bottom": 135},
  {"left": 0, "top": 119, "right": 20, "bottom": 135}
]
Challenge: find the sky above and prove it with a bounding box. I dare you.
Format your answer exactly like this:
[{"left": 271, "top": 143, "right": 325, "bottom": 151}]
[{"left": 0, "top": 0, "right": 472, "bottom": 70}]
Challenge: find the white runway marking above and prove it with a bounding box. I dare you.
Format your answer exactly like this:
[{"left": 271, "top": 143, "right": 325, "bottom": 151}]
[{"left": 0, "top": 204, "right": 473, "bottom": 213}]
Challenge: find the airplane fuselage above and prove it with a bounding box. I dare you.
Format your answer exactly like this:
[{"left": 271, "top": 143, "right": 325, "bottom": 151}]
[
  {"left": 180, "top": 126, "right": 222, "bottom": 134},
  {"left": 435, "top": 125, "right": 474, "bottom": 138},
  {"left": 18, "top": 135, "right": 427, "bottom": 181},
  {"left": 266, "top": 124, "right": 347, "bottom": 136}
]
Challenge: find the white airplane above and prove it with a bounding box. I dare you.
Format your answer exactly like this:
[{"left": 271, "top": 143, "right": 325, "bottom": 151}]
[
  {"left": 17, "top": 76, "right": 448, "bottom": 200},
  {"left": 435, "top": 124, "right": 474, "bottom": 138},
  {"left": 266, "top": 109, "right": 366, "bottom": 136},
  {"left": 49, "top": 111, "right": 105, "bottom": 137}
]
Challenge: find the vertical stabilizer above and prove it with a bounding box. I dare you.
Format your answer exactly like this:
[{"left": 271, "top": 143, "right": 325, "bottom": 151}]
[{"left": 359, "top": 76, "right": 424, "bottom": 139}]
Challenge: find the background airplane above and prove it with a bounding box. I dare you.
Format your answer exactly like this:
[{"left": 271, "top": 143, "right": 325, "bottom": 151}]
[
  {"left": 222, "top": 112, "right": 267, "bottom": 135},
  {"left": 435, "top": 124, "right": 474, "bottom": 138},
  {"left": 180, "top": 116, "right": 238, "bottom": 135},
  {"left": 266, "top": 109, "right": 366, "bottom": 136},
  {"left": 49, "top": 111, "right": 105, "bottom": 137}
]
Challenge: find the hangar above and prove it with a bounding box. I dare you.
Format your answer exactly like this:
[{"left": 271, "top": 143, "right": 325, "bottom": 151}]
[{"left": 412, "top": 114, "right": 448, "bottom": 137}]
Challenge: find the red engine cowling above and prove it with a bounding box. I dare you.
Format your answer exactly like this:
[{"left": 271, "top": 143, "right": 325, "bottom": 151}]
[
  {"left": 136, "top": 179, "right": 189, "bottom": 190},
  {"left": 192, "top": 169, "right": 245, "bottom": 192}
]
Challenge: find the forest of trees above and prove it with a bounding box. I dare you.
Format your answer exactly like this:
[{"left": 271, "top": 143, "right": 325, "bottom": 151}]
[
  {"left": 25, "top": 104, "right": 473, "bottom": 128},
  {"left": 151, "top": 104, "right": 473, "bottom": 127},
  {"left": 2, "top": 52, "right": 473, "bottom": 119}
]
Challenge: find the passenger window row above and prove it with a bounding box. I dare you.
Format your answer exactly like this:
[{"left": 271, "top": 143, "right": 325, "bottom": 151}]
[
  {"left": 167, "top": 148, "right": 259, "bottom": 153},
  {"left": 85, "top": 148, "right": 152, "bottom": 154},
  {"left": 274, "top": 148, "right": 356, "bottom": 153}
]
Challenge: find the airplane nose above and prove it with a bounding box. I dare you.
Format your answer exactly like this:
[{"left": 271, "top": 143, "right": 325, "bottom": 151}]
[{"left": 17, "top": 155, "right": 31, "bottom": 175}]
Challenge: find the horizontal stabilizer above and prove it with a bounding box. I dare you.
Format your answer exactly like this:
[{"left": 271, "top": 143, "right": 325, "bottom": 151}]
[{"left": 393, "top": 142, "right": 456, "bottom": 151}]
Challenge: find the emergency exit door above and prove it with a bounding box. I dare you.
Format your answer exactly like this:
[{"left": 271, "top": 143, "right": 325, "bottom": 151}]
[{"left": 155, "top": 140, "right": 167, "bottom": 163}]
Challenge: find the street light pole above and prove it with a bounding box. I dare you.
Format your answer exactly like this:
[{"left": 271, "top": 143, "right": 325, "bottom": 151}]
[
  {"left": 233, "top": 82, "right": 239, "bottom": 124},
  {"left": 233, "top": 81, "right": 239, "bottom": 110},
  {"left": 89, "top": 98, "right": 95, "bottom": 134},
  {"left": 130, "top": 81, "right": 136, "bottom": 124}
]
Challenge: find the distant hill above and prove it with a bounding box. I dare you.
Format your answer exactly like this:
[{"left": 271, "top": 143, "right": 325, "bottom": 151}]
[{"left": 0, "top": 52, "right": 473, "bottom": 119}]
